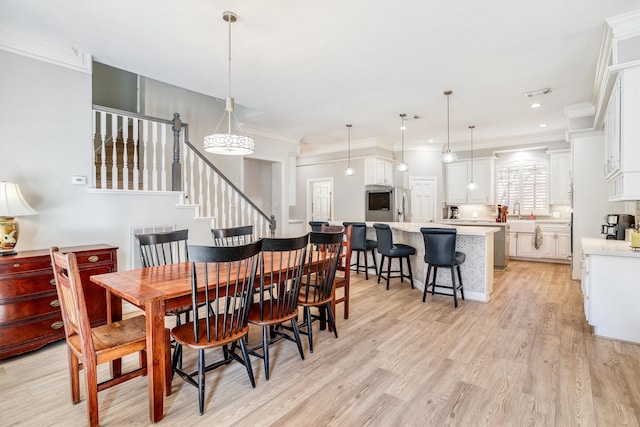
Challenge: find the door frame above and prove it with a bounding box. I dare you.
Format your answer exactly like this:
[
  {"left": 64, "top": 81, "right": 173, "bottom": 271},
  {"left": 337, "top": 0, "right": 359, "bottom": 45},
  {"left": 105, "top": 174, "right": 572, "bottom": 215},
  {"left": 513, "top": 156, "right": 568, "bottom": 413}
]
[
  {"left": 408, "top": 176, "right": 438, "bottom": 222},
  {"left": 306, "top": 177, "right": 334, "bottom": 225}
]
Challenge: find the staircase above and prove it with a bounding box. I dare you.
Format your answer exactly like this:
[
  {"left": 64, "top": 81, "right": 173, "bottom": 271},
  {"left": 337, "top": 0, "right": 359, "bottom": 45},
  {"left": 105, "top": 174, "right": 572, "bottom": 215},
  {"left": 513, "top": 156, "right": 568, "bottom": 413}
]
[{"left": 92, "top": 105, "right": 276, "bottom": 237}]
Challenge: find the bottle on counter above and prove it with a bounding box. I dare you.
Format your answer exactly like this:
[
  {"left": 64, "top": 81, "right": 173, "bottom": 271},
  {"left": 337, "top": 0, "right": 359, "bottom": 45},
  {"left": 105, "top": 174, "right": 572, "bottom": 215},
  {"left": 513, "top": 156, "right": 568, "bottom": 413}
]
[{"left": 632, "top": 224, "right": 640, "bottom": 249}]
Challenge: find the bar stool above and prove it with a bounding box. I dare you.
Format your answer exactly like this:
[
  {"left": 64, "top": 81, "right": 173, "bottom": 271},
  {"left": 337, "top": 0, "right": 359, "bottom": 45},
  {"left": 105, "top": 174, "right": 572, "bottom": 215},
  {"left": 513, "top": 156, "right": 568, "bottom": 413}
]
[
  {"left": 373, "top": 223, "right": 415, "bottom": 290},
  {"left": 420, "top": 227, "right": 466, "bottom": 308},
  {"left": 343, "top": 221, "right": 378, "bottom": 279}
]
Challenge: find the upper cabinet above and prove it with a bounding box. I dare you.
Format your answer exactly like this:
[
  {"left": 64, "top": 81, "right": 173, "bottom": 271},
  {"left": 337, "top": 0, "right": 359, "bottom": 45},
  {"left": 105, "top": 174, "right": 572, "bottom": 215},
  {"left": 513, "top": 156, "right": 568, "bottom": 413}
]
[
  {"left": 549, "top": 149, "right": 572, "bottom": 205},
  {"left": 446, "top": 157, "right": 494, "bottom": 204},
  {"left": 604, "top": 66, "right": 640, "bottom": 201},
  {"left": 364, "top": 156, "right": 393, "bottom": 186}
]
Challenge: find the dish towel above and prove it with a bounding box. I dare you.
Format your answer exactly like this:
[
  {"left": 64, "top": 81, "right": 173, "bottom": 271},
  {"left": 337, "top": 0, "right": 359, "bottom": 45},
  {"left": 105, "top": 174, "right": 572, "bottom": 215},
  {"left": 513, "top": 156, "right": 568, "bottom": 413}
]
[{"left": 534, "top": 225, "right": 543, "bottom": 249}]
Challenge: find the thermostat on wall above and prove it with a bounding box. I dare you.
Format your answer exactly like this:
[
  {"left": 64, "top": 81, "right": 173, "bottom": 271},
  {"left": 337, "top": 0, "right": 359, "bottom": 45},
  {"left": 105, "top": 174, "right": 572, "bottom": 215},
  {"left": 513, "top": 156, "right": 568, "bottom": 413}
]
[{"left": 71, "top": 176, "right": 87, "bottom": 185}]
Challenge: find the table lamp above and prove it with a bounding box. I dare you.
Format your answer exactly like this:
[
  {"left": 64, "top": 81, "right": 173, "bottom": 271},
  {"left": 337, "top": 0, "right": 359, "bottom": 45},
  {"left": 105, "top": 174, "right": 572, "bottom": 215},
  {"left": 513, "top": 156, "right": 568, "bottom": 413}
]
[{"left": 0, "top": 181, "right": 37, "bottom": 256}]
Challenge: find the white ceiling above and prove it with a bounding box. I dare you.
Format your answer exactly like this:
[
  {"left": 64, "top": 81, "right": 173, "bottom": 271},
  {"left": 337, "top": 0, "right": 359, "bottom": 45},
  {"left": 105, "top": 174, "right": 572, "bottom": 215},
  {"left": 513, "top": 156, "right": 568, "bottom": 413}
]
[{"left": 2, "top": 0, "right": 638, "bottom": 153}]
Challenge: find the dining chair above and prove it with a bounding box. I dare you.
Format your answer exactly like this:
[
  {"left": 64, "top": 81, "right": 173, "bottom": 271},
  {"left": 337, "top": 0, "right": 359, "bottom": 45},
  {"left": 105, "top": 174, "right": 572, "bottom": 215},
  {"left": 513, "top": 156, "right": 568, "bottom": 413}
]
[
  {"left": 136, "top": 229, "right": 191, "bottom": 376},
  {"left": 211, "top": 225, "right": 254, "bottom": 246},
  {"left": 322, "top": 224, "right": 352, "bottom": 319},
  {"left": 297, "top": 230, "right": 344, "bottom": 353},
  {"left": 171, "top": 240, "right": 262, "bottom": 415},
  {"left": 50, "top": 247, "right": 148, "bottom": 427},
  {"left": 308, "top": 221, "right": 329, "bottom": 232},
  {"left": 343, "top": 221, "right": 378, "bottom": 279},
  {"left": 373, "top": 223, "right": 415, "bottom": 290},
  {"left": 247, "top": 234, "right": 309, "bottom": 380},
  {"left": 420, "top": 227, "right": 466, "bottom": 307}
]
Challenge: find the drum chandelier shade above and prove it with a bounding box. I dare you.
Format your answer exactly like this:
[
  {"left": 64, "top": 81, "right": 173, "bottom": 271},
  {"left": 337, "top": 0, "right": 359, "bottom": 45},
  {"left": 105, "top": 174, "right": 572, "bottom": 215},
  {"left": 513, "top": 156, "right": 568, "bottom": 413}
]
[
  {"left": 397, "top": 114, "right": 409, "bottom": 172},
  {"left": 441, "top": 90, "right": 457, "bottom": 164},
  {"left": 203, "top": 11, "right": 255, "bottom": 155},
  {"left": 344, "top": 124, "right": 356, "bottom": 176}
]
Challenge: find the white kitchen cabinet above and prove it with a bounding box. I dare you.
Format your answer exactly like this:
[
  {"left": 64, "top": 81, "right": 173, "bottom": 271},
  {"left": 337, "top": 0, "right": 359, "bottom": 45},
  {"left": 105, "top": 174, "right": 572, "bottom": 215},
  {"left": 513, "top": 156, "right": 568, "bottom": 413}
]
[
  {"left": 445, "top": 157, "right": 494, "bottom": 204},
  {"left": 508, "top": 232, "right": 517, "bottom": 257},
  {"left": 581, "top": 242, "right": 640, "bottom": 343},
  {"left": 549, "top": 150, "right": 572, "bottom": 205},
  {"left": 604, "top": 66, "right": 640, "bottom": 201},
  {"left": 538, "top": 224, "right": 571, "bottom": 262},
  {"left": 364, "top": 157, "right": 393, "bottom": 186},
  {"left": 516, "top": 232, "right": 537, "bottom": 257}
]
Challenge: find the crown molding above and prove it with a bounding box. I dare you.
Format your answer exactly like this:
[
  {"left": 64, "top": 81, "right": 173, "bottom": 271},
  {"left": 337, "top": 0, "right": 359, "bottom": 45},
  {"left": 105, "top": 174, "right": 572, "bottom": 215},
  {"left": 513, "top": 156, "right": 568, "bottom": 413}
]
[{"left": 0, "top": 23, "right": 92, "bottom": 73}]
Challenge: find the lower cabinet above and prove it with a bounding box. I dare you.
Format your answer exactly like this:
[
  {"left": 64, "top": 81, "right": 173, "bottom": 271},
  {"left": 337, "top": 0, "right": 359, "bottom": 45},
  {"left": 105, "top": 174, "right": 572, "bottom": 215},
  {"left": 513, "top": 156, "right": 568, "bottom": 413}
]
[
  {"left": 581, "top": 252, "right": 640, "bottom": 343},
  {"left": 0, "top": 244, "right": 117, "bottom": 359},
  {"left": 510, "top": 223, "right": 570, "bottom": 262}
]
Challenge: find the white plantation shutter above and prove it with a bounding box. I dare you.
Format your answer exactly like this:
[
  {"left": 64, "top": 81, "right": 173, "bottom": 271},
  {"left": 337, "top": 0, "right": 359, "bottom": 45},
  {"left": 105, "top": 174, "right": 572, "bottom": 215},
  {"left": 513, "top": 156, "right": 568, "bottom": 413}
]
[{"left": 497, "top": 160, "right": 547, "bottom": 213}]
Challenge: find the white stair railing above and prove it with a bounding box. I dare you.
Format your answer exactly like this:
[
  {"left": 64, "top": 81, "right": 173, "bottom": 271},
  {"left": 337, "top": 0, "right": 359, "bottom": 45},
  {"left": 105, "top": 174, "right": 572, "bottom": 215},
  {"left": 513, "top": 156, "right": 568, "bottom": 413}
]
[{"left": 92, "top": 105, "right": 276, "bottom": 238}]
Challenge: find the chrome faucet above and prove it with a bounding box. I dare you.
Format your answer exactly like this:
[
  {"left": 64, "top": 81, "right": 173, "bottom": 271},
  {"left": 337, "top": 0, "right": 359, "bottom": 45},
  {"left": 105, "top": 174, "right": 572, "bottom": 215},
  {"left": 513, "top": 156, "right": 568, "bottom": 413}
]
[{"left": 513, "top": 202, "right": 521, "bottom": 220}]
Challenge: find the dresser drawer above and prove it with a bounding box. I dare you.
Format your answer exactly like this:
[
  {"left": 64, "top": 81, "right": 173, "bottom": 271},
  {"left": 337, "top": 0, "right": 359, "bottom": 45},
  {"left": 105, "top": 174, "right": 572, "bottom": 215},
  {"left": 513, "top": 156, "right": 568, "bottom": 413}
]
[
  {"left": 0, "top": 257, "right": 50, "bottom": 276},
  {"left": 0, "top": 274, "right": 56, "bottom": 300},
  {"left": 0, "top": 313, "right": 65, "bottom": 353},
  {"left": 75, "top": 250, "right": 115, "bottom": 266},
  {"left": 0, "top": 294, "right": 60, "bottom": 324}
]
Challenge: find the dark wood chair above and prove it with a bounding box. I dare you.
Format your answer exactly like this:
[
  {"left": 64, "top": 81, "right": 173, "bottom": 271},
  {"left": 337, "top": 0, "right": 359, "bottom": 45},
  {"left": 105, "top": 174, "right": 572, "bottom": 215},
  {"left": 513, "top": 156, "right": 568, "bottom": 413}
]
[
  {"left": 373, "top": 223, "right": 415, "bottom": 290},
  {"left": 420, "top": 227, "right": 466, "bottom": 307},
  {"left": 297, "top": 231, "right": 344, "bottom": 353},
  {"left": 247, "top": 234, "right": 309, "bottom": 380},
  {"left": 322, "top": 224, "right": 352, "bottom": 319},
  {"left": 308, "top": 221, "right": 329, "bottom": 232},
  {"left": 50, "top": 247, "right": 147, "bottom": 427},
  {"left": 343, "top": 221, "right": 378, "bottom": 279},
  {"left": 211, "top": 225, "right": 254, "bottom": 246},
  {"left": 136, "top": 229, "right": 191, "bottom": 376},
  {"left": 171, "top": 241, "right": 262, "bottom": 415}
]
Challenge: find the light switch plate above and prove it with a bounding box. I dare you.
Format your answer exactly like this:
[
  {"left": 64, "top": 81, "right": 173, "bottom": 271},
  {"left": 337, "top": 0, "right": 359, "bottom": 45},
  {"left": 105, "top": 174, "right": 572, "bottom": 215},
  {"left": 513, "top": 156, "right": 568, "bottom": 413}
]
[{"left": 71, "top": 176, "right": 87, "bottom": 185}]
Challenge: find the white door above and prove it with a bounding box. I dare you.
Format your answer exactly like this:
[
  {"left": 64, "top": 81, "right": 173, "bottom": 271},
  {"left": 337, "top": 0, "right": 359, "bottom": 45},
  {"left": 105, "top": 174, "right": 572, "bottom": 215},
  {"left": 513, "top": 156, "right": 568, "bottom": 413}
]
[
  {"left": 311, "top": 180, "right": 332, "bottom": 222},
  {"left": 409, "top": 177, "right": 437, "bottom": 222}
]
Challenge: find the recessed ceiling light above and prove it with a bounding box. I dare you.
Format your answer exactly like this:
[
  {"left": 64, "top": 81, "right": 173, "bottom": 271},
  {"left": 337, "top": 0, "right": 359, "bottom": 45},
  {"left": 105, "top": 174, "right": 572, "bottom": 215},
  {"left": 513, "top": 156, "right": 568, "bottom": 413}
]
[
  {"left": 428, "top": 138, "right": 434, "bottom": 143},
  {"left": 531, "top": 103, "right": 542, "bottom": 108},
  {"left": 539, "top": 123, "right": 548, "bottom": 128}
]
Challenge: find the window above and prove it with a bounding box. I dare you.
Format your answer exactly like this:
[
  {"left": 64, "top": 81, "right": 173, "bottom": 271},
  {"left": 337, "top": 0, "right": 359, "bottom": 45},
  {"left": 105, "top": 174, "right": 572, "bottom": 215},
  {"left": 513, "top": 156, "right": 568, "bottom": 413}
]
[{"left": 496, "top": 159, "right": 547, "bottom": 214}]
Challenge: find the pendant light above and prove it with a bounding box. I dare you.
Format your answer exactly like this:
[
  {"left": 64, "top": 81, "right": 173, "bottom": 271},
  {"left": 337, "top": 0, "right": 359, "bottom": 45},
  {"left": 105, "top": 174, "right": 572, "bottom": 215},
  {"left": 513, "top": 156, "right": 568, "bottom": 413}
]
[
  {"left": 397, "top": 113, "right": 409, "bottom": 172},
  {"left": 203, "top": 11, "right": 255, "bottom": 155},
  {"left": 441, "top": 90, "right": 457, "bottom": 164},
  {"left": 344, "top": 124, "right": 356, "bottom": 176},
  {"left": 467, "top": 125, "right": 478, "bottom": 190}
]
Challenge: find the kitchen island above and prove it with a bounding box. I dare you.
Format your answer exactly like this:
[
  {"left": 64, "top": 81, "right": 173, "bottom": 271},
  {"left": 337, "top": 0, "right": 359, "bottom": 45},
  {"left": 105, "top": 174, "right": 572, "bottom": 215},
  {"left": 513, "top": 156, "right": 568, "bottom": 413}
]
[{"left": 364, "top": 222, "right": 497, "bottom": 303}]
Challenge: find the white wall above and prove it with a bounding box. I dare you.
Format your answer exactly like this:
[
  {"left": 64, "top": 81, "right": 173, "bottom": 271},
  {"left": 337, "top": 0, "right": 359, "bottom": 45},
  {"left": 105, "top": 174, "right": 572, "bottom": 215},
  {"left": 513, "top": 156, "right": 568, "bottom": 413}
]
[{"left": 0, "top": 48, "right": 299, "bottom": 268}]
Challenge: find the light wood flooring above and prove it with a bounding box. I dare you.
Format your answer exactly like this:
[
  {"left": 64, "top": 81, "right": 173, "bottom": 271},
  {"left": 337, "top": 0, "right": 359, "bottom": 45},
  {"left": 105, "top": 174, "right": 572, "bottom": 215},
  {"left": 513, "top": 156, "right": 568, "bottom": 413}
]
[{"left": 1, "top": 261, "right": 639, "bottom": 426}]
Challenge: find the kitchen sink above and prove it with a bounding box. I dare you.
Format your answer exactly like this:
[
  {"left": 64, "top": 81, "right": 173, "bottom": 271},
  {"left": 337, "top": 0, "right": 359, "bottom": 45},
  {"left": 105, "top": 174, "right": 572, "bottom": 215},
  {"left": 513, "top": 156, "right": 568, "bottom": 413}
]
[{"left": 508, "top": 220, "right": 536, "bottom": 233}]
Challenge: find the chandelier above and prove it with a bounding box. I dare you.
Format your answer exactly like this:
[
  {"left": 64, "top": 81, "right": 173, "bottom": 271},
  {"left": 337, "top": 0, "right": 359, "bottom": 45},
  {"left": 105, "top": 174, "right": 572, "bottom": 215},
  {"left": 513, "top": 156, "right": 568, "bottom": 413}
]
[{"left": 203, "top": 11, "right": 255, "bottom": 155}]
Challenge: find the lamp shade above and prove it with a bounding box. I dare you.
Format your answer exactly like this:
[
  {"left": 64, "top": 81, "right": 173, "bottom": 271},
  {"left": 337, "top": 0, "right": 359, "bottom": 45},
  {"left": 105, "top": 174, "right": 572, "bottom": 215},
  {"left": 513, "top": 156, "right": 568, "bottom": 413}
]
[{"left": 0, "top": 182, "right": 37, "bottom": 217}]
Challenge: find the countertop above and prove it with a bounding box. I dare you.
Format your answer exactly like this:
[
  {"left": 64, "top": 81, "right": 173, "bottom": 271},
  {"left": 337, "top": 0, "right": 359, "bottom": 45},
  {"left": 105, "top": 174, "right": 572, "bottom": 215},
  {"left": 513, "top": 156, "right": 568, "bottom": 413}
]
[
  {"left": 582, "top": 237, "right": 640, "bottom": 258},
  {"left": 442, "top": 218, "right": 571, "bottom": 225},
  {"left": 363, "top": 221, "right": 498, "bottom": 237}
]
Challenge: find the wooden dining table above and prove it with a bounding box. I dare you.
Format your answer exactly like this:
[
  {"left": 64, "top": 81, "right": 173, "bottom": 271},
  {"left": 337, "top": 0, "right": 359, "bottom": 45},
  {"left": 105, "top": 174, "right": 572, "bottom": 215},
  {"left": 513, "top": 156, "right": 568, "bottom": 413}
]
[{"left": 90, "top": 249, "right": 339, "bottom": 423}]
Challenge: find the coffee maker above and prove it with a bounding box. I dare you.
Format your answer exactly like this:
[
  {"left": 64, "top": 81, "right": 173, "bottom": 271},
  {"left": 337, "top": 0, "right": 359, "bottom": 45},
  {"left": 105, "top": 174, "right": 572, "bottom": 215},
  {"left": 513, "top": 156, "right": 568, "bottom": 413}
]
[
  {"left": 601, "top": 214, "right": 635, "bottom": 240},
  {"left": 449, "top": 206, "right": 460, "bottom": 219}
]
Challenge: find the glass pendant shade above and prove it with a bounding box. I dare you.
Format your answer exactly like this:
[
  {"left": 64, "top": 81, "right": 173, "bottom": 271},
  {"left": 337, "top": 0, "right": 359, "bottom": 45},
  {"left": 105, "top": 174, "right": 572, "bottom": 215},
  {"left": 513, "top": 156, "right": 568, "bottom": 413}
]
[
  {"left": 467, "top": 181, "right": 478, "bottom": 190},
  {"left": 203, "top": 11, "right": 255, "bottom": 155},
  {"left": 442, "top": 150, "right": 457, "bottom": 164},
  {"left": 344, "top": 124, "right": 355, "bottom": 176},
  {"left": 397, "top": 114, "right": 409, "bottom": 172},
  {"left": 467, "top": 125, "right": 477, "bottom": 191},
  {"left": 442, "top": 90, "right": 456, "bottom": 164}
]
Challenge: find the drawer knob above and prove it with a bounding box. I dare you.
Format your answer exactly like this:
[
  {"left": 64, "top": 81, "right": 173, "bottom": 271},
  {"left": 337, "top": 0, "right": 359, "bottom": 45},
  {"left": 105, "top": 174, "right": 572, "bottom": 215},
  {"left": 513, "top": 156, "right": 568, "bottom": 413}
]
[
  {"left": 51, "top": 321, "right": 64, "bottom": 330},
  {"left": 88, "top": 256, "right": 99, "bottom": 263},
  {"left": 13, "top": 263, "right": 20, "bottom": 268},
  {"left": 50, "top": 299, "right": 60, "bottom": 307},
  {"left": 50, "top": 278, "right": 56, "bottom": 286}
]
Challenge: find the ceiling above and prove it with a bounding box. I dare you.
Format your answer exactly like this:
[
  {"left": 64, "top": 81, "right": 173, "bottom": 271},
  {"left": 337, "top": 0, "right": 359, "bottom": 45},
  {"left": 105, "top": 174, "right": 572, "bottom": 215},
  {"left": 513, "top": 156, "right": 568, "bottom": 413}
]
[{"left": 2, "top": 0, "right": 638, "bottom": 154}]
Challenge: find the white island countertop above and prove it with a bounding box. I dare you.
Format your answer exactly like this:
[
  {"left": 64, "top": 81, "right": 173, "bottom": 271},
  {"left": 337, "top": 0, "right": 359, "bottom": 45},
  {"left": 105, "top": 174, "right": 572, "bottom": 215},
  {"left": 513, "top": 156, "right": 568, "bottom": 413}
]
[
  {"left": 582, "top": 237, "right": 640, "bottom": 258},
  {"left": 363, "top": 221, "right": 498, "bottom": 237}
]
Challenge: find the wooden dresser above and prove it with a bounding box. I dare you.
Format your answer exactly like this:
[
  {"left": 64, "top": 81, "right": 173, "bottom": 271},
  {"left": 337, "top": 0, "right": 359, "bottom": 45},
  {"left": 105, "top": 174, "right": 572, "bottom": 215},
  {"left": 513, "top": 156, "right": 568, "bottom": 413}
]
[{"left": 0, "top": 244, "right": 118, "bottom": 359}]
